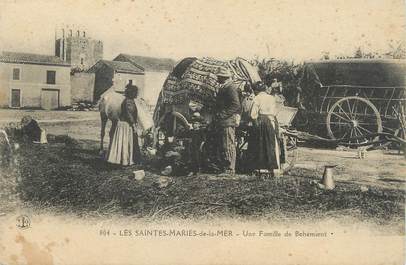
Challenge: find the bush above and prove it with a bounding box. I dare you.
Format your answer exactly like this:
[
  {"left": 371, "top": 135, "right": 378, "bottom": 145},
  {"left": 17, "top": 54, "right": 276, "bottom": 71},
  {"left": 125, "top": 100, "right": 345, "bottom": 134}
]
[{"left": 251, "top": 58, "right": 303, "bottom": 106}]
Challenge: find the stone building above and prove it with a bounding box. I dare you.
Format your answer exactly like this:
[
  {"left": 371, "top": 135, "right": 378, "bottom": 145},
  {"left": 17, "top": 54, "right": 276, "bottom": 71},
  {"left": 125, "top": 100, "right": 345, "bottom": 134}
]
[
  {"left": 54, "top": 27, "right": 102, "bottom": 103},
  {"left": 70, "top": 72, "right": 95, "bottom": 103},
  {"left": 0, "top": 51, "right": 71, "bottom": 109},
  {"left": 55, "top": 28, "right": 103, "bottom": 71},
  {"left": 113, "top": 54, "right": 176, "bottom": 105},
  {"left": 87, "top": 60, "right": 144, "bottom": 101}
]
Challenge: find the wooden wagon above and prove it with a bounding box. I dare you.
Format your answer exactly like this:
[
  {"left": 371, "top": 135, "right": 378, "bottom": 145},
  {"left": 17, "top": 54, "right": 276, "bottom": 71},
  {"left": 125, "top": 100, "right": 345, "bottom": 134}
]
[
  {"left": 153, "top": 57, "right": 298, "bottom": 172},
  {"left": 296, "top": 59, "right": 406, "bottom": 147}
]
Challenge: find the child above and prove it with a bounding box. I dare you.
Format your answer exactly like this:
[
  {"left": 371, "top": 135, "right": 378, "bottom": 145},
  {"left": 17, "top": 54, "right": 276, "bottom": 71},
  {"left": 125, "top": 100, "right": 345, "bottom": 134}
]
[{"left": 189, "top": 112, "right": 206, "bottom": 175}]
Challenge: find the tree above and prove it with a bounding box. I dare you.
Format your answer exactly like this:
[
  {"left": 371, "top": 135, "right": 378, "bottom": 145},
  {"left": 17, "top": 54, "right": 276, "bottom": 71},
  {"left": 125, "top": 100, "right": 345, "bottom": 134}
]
[
  {"left": 387, "top": 40, "right": 406, "bottom": 59},
  {"left": 354, "top": 47, "right": 363, "bottom": 58},
  {"left": 321, "top": 51, "right": 330, "bottom": 60},
  {"left": 250, "top": 58, "right": 303, "bottom": 106}
]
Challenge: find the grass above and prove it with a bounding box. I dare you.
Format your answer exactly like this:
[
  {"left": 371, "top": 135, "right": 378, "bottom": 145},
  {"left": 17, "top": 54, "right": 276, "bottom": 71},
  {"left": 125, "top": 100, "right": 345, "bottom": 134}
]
[{"left": 4, "top": 137, "right": 403, "bottom": 230}]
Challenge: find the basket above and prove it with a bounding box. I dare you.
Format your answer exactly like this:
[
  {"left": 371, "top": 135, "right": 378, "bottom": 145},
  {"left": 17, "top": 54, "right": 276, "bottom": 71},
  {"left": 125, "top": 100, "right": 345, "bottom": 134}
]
[{"left": 276, "top": 106, "right": 298, "bottom": 127}]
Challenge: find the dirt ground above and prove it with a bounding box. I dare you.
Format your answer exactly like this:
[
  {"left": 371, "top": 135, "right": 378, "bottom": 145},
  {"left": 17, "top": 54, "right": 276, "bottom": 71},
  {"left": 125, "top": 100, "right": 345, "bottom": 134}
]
[
  {"left": 1, "top": 109, "right": 403, "bottom": 190},
  {"left": 0, "top": 109, "right": 404, "bottom": 233}
]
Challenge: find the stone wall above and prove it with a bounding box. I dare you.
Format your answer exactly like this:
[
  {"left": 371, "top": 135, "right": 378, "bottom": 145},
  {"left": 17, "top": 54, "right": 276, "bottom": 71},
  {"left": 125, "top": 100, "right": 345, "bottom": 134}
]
[
  {"left": 56, "top": 36, "right": 103, "bottom": 70},
  {"left": 70, "top": 72, "right": 95, "bottom": 103},
  {"left": 93, "top": 64, "right": 114, "bottom": 102}
]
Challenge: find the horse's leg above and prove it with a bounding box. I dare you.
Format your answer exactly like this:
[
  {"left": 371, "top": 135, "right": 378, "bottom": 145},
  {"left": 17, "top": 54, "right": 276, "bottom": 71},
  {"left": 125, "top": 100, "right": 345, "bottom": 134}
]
[
  {"left": 100, "top": 112, "right": 108, "bottom": 155},
  {"left": 108, "top": 120, "right": 118, "bottom": 151}
]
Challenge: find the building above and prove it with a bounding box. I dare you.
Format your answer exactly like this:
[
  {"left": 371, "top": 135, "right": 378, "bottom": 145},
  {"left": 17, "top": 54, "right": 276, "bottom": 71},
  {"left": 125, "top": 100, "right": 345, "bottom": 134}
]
[
  {"left": 113, "top": 54, "right": 176, "bottom": 105},
  {"left": 87, "top": 60, "right": 144, "bottom": 101},
  {"left": 0, "top": 51, "right": 71, "bottom": 109},
  {"left": 55, "top": 27, "right": 103, "bottom": 71},
  {"left": 54, "top": 27, "right": 102, "bottom": 103},
  {"left": 70, "top": 72, "right": 95, "bottom": 103}
]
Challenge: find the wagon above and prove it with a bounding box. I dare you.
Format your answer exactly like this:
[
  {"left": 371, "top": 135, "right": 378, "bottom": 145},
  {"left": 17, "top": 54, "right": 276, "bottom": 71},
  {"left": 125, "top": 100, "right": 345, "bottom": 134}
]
[
  {"left": 296, "top": 59, "right": 406, "bottom": 147},
  {"left": 153, "top": 57, "right": 298, "bottom": 172}
]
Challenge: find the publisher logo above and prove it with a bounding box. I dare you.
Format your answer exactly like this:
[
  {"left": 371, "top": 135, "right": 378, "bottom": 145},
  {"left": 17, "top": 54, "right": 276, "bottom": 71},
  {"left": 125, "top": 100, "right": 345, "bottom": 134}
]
[{"left": 16, "top": 215, "right": 30, "bottom": 229}]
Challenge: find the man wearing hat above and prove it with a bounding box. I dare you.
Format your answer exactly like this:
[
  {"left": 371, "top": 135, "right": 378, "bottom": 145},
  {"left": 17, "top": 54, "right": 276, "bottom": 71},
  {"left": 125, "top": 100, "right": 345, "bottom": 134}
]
[{"left": 215, "top": 67, "right": 241, "bottom": 176}]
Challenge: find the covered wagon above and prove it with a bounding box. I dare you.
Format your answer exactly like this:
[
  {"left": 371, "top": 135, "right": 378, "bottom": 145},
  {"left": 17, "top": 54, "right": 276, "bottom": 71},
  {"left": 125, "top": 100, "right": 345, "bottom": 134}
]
[
  {"left": 297, "top": 59, "right": 406, "bottom": 147},
  {"left": 152, "top": 57, "right": 297, "bottom": 171}
]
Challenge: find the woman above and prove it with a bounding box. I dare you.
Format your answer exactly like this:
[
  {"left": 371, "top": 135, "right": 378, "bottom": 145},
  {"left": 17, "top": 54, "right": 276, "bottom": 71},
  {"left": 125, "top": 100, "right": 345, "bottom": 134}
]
[
  {"left": 247, "top": 81, "right": 282, "bottom": 175},
  {"left": 107, "top": 84, "right": 142, "bottom": 166}
]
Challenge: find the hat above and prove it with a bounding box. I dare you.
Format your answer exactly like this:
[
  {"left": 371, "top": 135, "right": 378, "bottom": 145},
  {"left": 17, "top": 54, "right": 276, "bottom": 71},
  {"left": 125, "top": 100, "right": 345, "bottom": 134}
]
[
  {"left": 216, "top": 67, "right": 232, "bottom": 78},
  {"left": 125, "top": 83, "right": 138, "bottom": 90},
  {"left": 124, "top": 83, "right": 139, "bottom": 98}
]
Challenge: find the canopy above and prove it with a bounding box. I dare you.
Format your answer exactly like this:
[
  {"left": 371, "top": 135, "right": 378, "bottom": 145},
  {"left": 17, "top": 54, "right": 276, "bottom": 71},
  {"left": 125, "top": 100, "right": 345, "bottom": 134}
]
[
  {"left": 153, "top": 57, "right": 261, "bottom": 127},
  {"left": 300, "top": 59, "right": 406, "bottom": 88}
]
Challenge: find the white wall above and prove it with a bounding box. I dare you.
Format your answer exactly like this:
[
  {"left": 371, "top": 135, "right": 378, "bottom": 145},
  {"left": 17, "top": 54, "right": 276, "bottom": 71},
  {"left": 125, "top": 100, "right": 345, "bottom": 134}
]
[
  {"left": 0, "top": 62, "right": 71, "bottom": 108},
  {"left": 143, "top": 71, "right": 169, "bottom": 105}
]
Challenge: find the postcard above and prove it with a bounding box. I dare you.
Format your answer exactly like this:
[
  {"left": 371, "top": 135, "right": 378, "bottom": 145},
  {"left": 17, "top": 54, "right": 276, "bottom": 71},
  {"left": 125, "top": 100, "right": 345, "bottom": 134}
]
[{"left": 0, "top": 0, "right": 405, "bottom": 264}]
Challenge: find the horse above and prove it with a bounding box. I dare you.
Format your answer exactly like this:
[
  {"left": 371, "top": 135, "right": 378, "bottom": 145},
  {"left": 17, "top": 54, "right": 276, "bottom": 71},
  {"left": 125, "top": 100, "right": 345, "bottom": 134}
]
[{"left": 98, "top": 90, "right": 153, "bottom": 155}]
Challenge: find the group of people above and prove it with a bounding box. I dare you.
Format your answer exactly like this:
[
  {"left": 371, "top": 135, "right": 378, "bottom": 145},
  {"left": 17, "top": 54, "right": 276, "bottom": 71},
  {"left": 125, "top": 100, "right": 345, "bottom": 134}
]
[
  {"left": 213, "top": 67, "right": 284, "bottom": 177},
  {"left": 106, "top": 68, "right": 285, "bottom": 177}
]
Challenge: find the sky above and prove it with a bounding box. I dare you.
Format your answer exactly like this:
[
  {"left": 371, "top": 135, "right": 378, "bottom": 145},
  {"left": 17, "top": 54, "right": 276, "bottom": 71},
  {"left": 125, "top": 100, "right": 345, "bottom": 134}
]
[{"left": 0, "top": 0, "right": 405, "bottom": 62}]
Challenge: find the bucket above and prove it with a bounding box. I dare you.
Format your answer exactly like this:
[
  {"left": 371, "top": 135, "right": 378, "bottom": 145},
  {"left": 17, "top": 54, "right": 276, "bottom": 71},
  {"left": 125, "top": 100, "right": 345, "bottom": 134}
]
[
  {"left": 40, "top": 129, "right": 48, "bottom": 144},
  {"left": 133, "top": 170, "right": 145, "bottom": 181},
  {"left": 322, "top": 165, "right": 336, "bottom": 190}
]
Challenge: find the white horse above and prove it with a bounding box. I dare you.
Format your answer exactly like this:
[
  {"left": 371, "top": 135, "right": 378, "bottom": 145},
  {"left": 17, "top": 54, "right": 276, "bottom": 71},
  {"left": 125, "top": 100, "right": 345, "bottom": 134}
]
[{"left": 98, "top": 90, "right": 153, "bottom": 154}]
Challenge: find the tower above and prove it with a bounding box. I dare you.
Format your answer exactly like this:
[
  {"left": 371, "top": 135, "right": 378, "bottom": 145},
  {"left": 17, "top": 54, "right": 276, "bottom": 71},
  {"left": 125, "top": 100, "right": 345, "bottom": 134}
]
[{"left": 55, "top": 25, "right": 103, "bottom": 70}]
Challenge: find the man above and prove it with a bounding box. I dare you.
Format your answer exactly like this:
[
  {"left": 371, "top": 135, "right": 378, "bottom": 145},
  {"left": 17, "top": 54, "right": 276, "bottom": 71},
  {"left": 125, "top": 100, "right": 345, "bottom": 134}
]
[
  {"left": 267, "top": 78, "right": 282, "bottom": 95},
  {"left": 215, "top": 67, "right": 241, "bottom": 176}
]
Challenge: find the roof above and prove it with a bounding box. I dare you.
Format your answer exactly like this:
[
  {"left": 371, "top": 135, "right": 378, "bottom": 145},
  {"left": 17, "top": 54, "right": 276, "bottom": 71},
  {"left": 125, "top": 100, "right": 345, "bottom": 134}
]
[
  {"left": 301, "top": 59, "right": 406, "bottom": 87},
  {"left": 88, "top": 60, "right": 144, "bottom": 74},
  {"left": 114, "top": 53, "right": 176, "bottom": 72},
  {"left": 0, "top": 51, "right": 70, "bottom": 66}
]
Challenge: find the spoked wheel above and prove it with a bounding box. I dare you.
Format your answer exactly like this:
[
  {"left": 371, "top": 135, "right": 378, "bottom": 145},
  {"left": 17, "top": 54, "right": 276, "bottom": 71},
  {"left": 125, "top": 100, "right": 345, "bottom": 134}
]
[
  {"left": 281, "top": 133, "right": 298, "bottom": 172},
  {"left": 326, "top": 96, "right": 382, "bottom": 146},
  {"left": 155, "top": 111, "right": 191, "bottom": 149}
]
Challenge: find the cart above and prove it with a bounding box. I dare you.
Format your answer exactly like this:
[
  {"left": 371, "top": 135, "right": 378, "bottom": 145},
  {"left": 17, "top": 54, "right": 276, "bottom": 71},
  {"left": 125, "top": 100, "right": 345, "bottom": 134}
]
[
  {"left": 153, "top": 57, "right": 298, "bottom": 172},
  {"left": 296, "top": 59, "right": 406, "bottom": 148}
]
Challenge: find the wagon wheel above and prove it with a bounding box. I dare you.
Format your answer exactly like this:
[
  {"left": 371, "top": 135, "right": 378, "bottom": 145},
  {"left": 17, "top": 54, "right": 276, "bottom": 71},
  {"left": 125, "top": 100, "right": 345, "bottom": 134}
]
[
  {"left": 156, "top": 111, "right": 191, "bottom": 148},
  {"left": 326, "top": 96, "right": 382, "bottom": 146},
  {"left": 281, "top": 133, "right": 298, "bottom": 172}
]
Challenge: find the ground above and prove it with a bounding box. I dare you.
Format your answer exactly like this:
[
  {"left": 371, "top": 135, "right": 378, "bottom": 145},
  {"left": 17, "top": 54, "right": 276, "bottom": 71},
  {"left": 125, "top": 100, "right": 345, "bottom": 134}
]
[{"left": 0, "top": 109, "right": 404, "bottom": 234}]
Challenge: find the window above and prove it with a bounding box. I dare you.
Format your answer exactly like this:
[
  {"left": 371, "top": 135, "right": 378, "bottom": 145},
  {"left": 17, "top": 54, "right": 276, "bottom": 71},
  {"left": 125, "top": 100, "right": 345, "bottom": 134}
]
[
  {"left": 46, "top": 70, "right": 56, "bottom": 84},
  {"left": 128, "top": 79, "right": 133, "bottom": 85},
  {"left": 12, "top": 68, "right": 20, "bottom": 80},
  {"left": 80, "top": 58, "right": 84, "bottom": 65}
]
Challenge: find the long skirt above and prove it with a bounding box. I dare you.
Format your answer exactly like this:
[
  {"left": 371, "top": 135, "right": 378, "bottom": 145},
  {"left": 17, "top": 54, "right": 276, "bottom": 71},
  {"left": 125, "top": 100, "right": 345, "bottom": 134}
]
[
  {"left": 107, "top": 121, "right": 134, "bottom": 166},
  {"left": 247, "top": 114, "right": 281, "bottom": 171}
]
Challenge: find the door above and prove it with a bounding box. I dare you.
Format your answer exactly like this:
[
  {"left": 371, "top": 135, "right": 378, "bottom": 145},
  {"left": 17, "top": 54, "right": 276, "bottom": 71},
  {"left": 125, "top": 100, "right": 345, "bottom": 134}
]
[
  {"left": 11, "top": 89, "right": 21, "bottom": 108},
  {"left": 41, "top": 89, "right": 59, "bottom": 110}
]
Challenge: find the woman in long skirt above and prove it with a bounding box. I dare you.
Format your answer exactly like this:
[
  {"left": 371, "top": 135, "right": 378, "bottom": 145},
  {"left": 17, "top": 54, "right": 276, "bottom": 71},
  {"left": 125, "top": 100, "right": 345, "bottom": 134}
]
[
  {"left": 247, "top": 81, "right": 282, "bottom": 174},
  {"left": 107, "top": 83, "right": 142, "bottom": 166}
]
